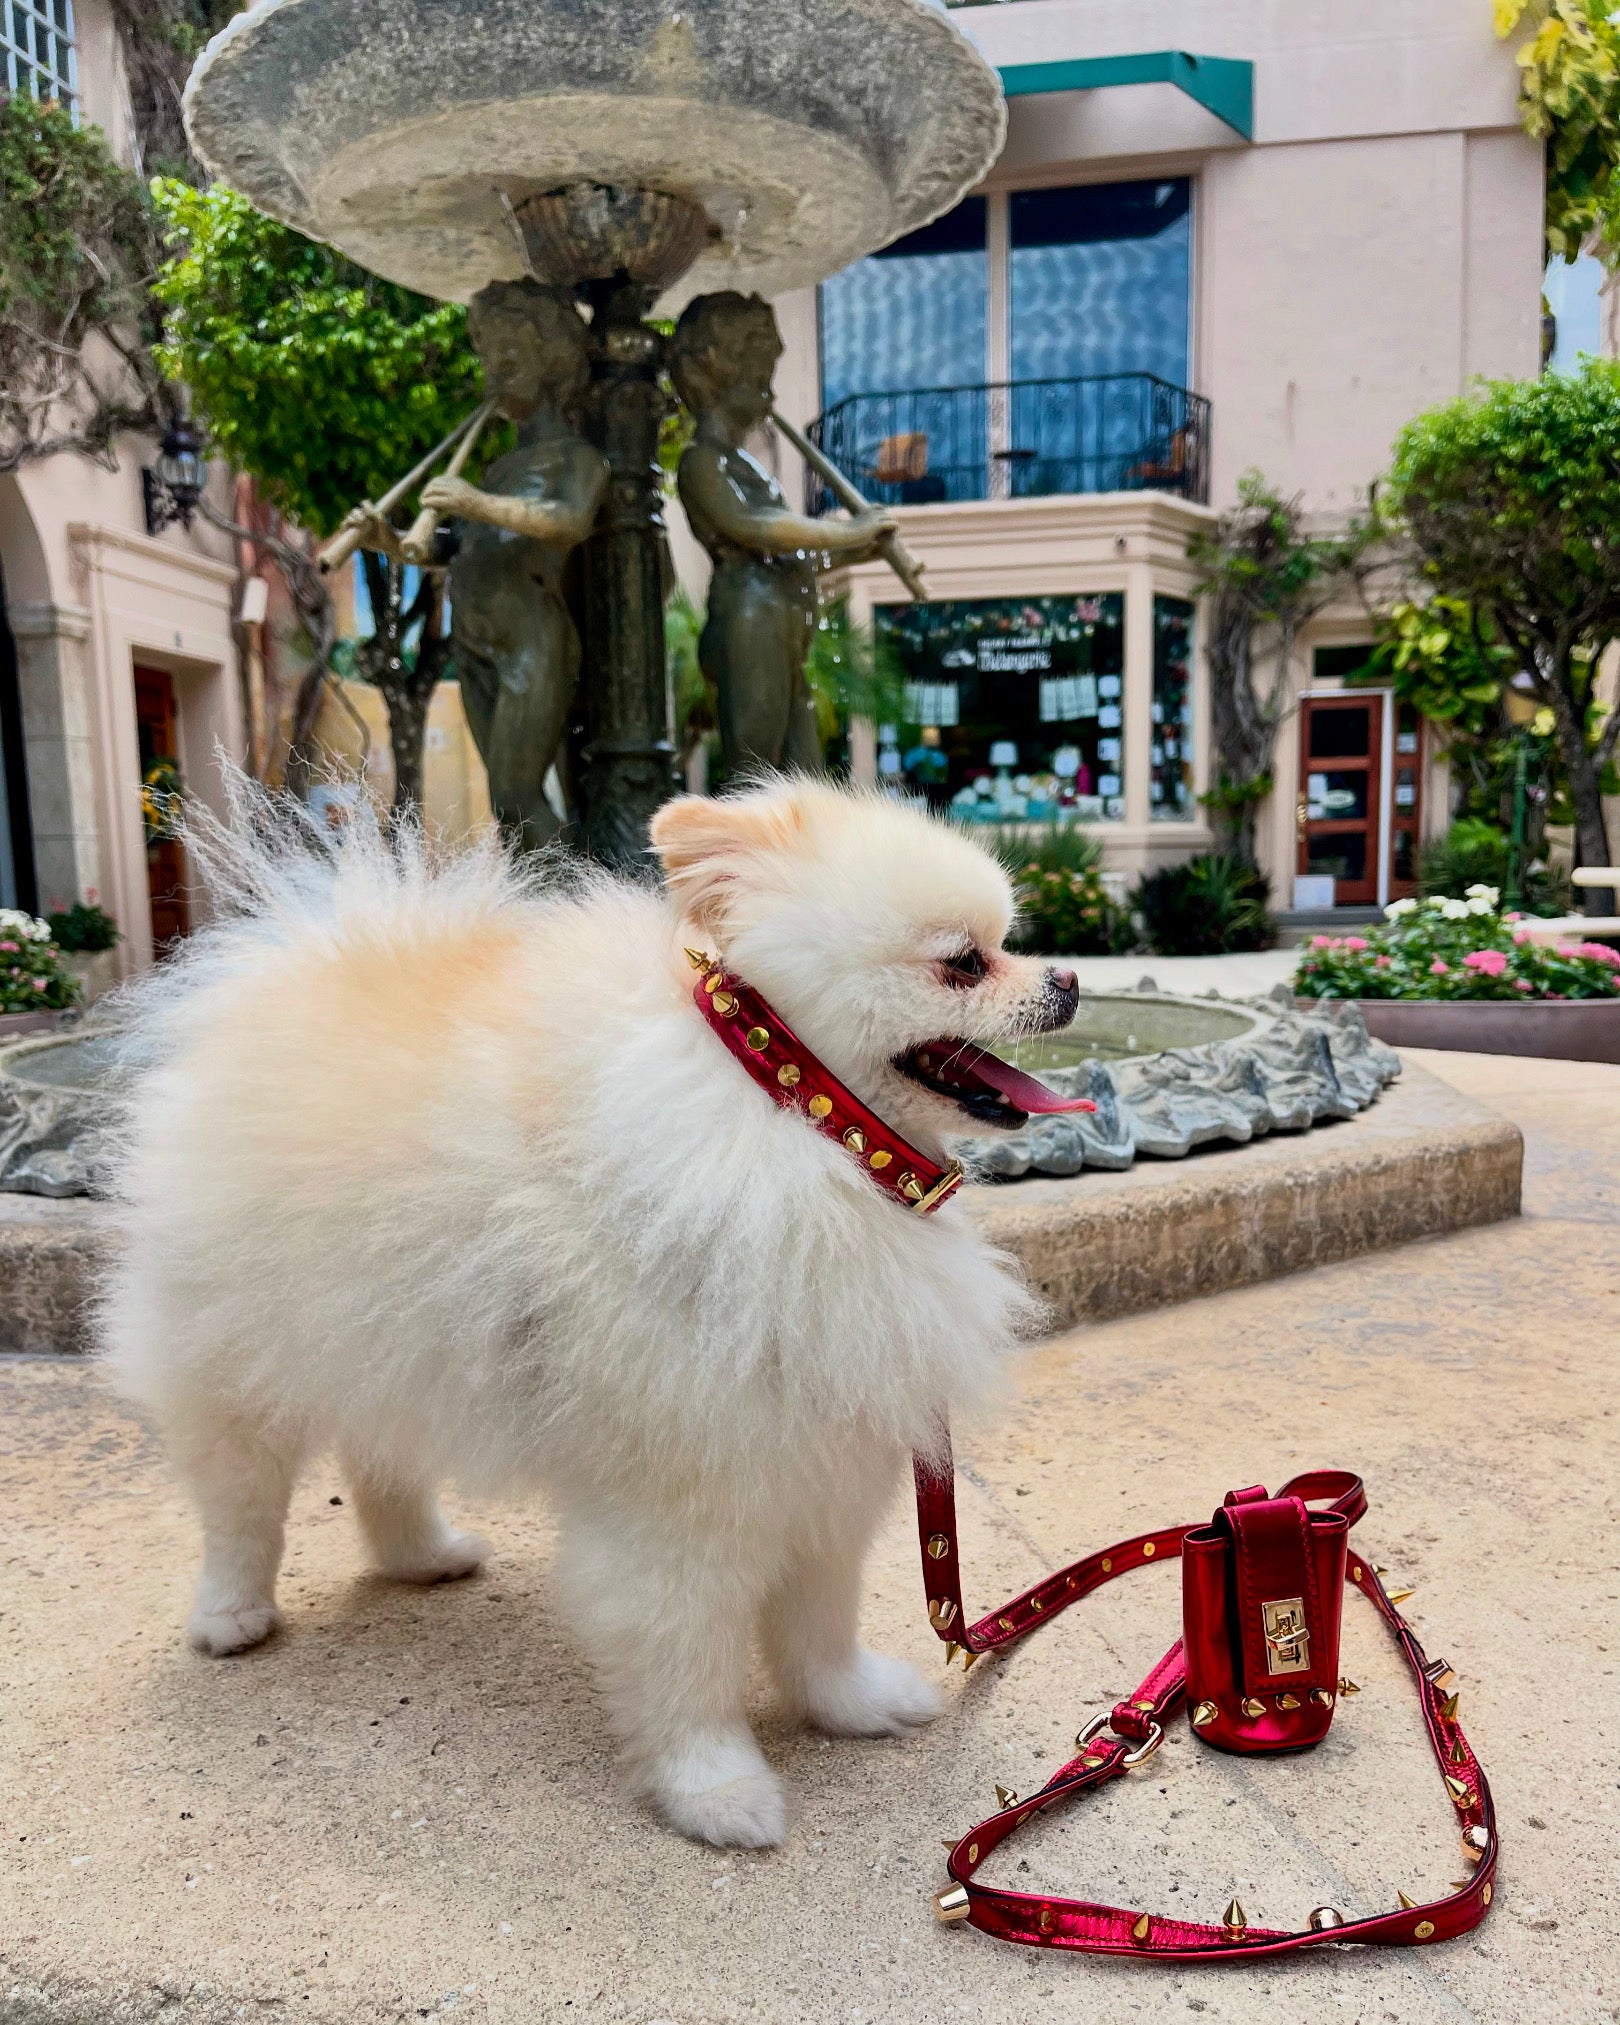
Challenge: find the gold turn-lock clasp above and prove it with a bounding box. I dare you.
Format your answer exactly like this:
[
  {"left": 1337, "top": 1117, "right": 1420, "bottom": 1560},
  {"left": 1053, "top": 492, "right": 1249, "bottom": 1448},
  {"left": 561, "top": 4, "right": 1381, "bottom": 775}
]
[{"left": 1261, "top": 1596, "right": 1311, "bottom": 1676}]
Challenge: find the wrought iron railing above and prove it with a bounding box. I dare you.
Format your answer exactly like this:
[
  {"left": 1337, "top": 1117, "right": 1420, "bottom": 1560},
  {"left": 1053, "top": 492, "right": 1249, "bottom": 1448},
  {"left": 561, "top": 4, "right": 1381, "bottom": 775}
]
[{"left": 805, "top": 374, "right": 1210, "bottom": 513}]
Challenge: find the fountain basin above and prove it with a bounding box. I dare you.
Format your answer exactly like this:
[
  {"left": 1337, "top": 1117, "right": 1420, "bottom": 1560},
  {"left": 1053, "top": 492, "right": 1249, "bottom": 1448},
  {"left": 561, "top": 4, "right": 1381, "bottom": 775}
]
[
  {"left": 182, "top": 0, "right": 1007, "bottom": 309},
  {"left": 0, "top": 989, "right": 1397, "bottom": 1197}
]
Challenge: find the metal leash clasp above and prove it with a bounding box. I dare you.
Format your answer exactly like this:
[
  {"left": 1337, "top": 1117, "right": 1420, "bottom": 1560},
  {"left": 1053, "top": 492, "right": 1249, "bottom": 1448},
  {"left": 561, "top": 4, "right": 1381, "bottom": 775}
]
[{"left": 1075, "top": 1710, "right": 1164, "bottom": 1770}]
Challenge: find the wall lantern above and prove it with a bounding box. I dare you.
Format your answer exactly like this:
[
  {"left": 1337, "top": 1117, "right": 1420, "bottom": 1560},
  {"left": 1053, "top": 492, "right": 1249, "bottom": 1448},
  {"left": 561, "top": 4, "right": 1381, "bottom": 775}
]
[{"left": 142, "top": 416, "right": 207, "bottom": 535}]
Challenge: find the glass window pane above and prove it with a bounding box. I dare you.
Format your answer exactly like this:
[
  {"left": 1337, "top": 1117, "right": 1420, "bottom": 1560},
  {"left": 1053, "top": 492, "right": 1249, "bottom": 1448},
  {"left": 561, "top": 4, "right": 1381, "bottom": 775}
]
[
  {"left": 876, "top": 593, "right": 1126, "bottom": 821},
  {"left": 819, "top": 198, "right": 987, "bottom": 410},
  {"left": 1009, "top": 180, "right": 1191, "bottom": 387},
  {"left": 1151, "top": 594, "right": 1194, "bottom": 821},
  {"left": 1308, "top": 706, "right": 1372, "bottom": 759}
]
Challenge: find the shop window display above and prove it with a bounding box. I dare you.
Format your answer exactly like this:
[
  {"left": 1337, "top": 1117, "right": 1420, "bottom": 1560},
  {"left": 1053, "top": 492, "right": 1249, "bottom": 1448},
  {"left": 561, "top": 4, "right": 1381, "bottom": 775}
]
[
  {"left": 875, "top": 594, "right": 1125, "bottom": 820},
  {"left": 1150, "top": 595, "right": 1195, "bottom": 820}
]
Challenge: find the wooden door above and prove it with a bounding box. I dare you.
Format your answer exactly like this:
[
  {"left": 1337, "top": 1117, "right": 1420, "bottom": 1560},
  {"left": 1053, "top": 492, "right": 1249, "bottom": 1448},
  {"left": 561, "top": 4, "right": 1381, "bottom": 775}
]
[
  {"left": 1297, "top": 694, "right": 1383, "bottom": 907},
  {"left": 133, "top": 665, "right": 189, "bottom": 952}
]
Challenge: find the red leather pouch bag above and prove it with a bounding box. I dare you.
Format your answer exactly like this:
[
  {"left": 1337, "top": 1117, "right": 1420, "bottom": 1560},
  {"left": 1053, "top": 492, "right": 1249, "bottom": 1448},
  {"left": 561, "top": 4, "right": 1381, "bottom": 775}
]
[{"left": 1181, "top": 1483, "right": 1349, "bottom": 1754}]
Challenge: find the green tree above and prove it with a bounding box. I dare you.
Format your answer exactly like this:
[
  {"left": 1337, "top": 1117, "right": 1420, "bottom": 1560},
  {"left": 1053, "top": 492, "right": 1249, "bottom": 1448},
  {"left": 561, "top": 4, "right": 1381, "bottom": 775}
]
[
  {"left": 1500, "top": 0, "right": 1620, "bottom": 265},
  {"left": 150, "top": 179, "right": 484, "bottom": 812},
  {"left": 1188, "top": 474, "right": 1376, "bottom": 863},
  {"left": 1384, "top": 359, "right": 1620, "bottom": 904}
]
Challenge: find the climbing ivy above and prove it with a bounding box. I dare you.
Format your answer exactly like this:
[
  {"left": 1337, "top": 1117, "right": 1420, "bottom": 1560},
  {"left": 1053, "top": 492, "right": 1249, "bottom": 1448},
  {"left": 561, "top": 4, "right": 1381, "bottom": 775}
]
[
  {"left": 1499, "top": 0, "right": 1620, "bottom": 263},
  {"left": 0, "top": 95, "right": 168, "bottom": 472}
]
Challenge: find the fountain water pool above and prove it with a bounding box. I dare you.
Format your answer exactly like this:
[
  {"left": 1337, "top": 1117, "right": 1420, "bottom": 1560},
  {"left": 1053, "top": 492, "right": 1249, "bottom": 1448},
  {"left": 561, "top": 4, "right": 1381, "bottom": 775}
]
[{"left": 0, "top": 990, "right": 1397, "bottom": 1195}]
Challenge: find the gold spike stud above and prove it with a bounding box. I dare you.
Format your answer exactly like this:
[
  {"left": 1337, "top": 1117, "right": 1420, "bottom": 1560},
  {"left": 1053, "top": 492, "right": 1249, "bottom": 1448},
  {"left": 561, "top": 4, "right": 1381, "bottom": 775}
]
[
  {"left": 929, "top": 1597, "right": 958, "bottom": 1632},
  {"left": 926, "top": 1532, "right": 950, "bottom": 1561},
  {"left": 1311, "top": 1688, "right": 1335, "bottom": 1708},
  {"left": 944, "top": 1641, "right": 961, "bottom": 1668},
  {"left": 1449, "top": 1738, "right": 1469, "bottom": 1767},
  {"left": 1439, "top": 1692, "right": 1460, "bottom": 1722},
  {"left": 941, "top": 1838, "right": 956, "bottom": 1851},
  {"left": 961, "top": 1650, "right": 982, "bottom": 1673},
  {"left": 934, "top": 1884, "right": 972, "bottom": 1924},
  {"left": 1241, "top": 1698, "right": 1265, "bottom": 1718},
  {"left": 1222, "top": 1898, "right": 1247, "bottom": 1938},
  {"left": 711, "top": 990, "right": 738, "bottom": 1017},
  {"left": 1398, "top": 1890, "right": 1418, "bottom": 1911},
  {"left": 898, "top": 1172, "right": 925, "bottom": 1203},
  {"left": 1423, "top": 1658, "right": 1457, "bottom": 1691},
  {"left": 1191, "top": 1700, "right": 1219, "bottom": 1729},
  {"left": 808, "top": 1093, "right": 833, "bottom": 1120},
  {"left": 1276, "top": 1692, "right": 1301, "bottom": 1711},
  {"left": 995, "top": 1785, "right": 1019, "bottom": 1810},
  {"left": 684, "top": 947, "right": 712, "bottom": 971},
  {"left": 776, "top": 1062, "right": 802, "bottom": 1088},
  {"left": 842, "top": 1125, "right": 866, "bottom": 1153},
  {"left": 1387, "top": 1588, "right": 1417, "bottom": 1606},
  {"left": 869, "top": 1149, "right": 892, "bottom": 1170},
  {"left": 1307, "top": 1906, "right": 1345, "bottom": 1932},
  {"left": 1338, "top": 1677, "right": 1361, "bottom": 1695},
  {"left": 1131, "top": 1912, "right": 1151, "bottom": 1943},
  {"left": 745, "top": 1025, "right": 771, "bottom": 1052},
  {"left": 1462, "top": 1824, "right": 1489, "bottom": 1859},
  {"left": 1444, "top": 1775, "right": 1475, "bottom": 1806}
]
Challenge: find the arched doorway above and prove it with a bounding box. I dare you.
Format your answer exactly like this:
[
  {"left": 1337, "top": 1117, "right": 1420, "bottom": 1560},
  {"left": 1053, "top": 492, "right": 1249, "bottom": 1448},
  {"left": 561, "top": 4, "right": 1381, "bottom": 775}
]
[{"left": 0, "top": 563, "right": 39, "bottom": 914}]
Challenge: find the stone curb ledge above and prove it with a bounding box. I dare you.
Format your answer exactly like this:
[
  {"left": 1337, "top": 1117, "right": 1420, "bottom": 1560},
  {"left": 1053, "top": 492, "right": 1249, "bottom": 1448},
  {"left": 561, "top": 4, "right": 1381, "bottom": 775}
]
[{"left": 1, "top": 1062, "right": 1520, "bottom": 1357}]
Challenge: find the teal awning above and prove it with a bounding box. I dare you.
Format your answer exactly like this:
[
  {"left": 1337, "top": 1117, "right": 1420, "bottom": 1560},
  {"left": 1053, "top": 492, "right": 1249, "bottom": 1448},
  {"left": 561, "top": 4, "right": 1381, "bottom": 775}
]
[{"left": 997, "top": 51, "right": 1253, "bottom": 143}]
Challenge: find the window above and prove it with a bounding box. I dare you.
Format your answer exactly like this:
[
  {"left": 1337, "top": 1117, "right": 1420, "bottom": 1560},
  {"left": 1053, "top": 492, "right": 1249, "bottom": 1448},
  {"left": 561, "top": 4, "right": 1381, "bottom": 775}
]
[
  {"left": 1151, "top": 595, "right": 1195, "bottom": 821},
  {"left": 1009, "top": 180, "right": 1191, "bottom": 387},
  {"left": 4, "top": 0, "right": 77, "bottom": 111},
  {"left": 819, "top": 199, "right": 987, "bottom": 412},
  {"left": 875, "top": 593, "right": 1126, "bottom": 821}
]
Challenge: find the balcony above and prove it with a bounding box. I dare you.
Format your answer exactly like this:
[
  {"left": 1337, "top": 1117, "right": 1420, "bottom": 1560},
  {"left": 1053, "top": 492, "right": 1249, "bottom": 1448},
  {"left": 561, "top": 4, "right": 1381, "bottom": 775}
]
[{"left": 805, "top": 374, "right": 1210, "bottom": 513}]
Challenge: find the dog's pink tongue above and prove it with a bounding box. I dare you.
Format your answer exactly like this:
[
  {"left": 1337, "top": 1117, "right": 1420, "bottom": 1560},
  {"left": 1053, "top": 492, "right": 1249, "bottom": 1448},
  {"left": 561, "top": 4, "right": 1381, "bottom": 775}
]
[{"left": 960, "top": 1044, "right": 1098, "bottom": 1115}]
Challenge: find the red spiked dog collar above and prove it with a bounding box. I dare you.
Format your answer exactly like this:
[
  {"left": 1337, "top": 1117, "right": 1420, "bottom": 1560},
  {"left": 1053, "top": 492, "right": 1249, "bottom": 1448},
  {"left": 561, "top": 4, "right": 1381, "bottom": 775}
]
[{"left": 687, "top": 948, "right": 967, "bottom": 1211}]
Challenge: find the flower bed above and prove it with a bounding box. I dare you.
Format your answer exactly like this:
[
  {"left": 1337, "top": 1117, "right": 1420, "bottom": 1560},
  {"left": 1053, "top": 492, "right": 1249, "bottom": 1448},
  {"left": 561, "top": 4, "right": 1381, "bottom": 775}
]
[
  {"left": 0, "top": 909, "right": 82, "bottom": 1024},
  {"left": 1294, "top": 888, "right": 1620, "bottom": 1002}
]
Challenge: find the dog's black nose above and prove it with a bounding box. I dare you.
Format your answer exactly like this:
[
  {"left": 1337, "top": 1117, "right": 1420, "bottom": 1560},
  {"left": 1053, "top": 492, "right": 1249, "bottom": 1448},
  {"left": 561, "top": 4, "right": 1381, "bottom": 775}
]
[
  {"left": 1049, "top": 965, "right": 1077, "bottom": 994},
  {"left": 1045, "top": 965, "right": 1080, "bottom": 1027}
]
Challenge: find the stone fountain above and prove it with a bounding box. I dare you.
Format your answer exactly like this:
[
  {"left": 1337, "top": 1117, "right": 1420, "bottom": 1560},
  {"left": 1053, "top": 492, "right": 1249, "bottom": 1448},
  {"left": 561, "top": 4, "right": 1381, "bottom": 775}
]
[{"left": 182, "top": 0, "right": 1006, "bottom": 862}]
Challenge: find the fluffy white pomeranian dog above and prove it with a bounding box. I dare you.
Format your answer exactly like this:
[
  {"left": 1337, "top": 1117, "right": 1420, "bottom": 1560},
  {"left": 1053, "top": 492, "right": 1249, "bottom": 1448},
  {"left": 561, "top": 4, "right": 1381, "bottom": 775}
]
[{"left": 103, "top": 775, "right": 1083, "bottom": 1847}]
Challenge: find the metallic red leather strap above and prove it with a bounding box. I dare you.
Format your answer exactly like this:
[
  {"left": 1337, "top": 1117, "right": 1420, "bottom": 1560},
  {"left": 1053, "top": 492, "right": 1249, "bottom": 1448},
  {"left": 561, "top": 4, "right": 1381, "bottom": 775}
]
[{"left": 918, "top": 1436, "right": 1497, "bottom": 1958}]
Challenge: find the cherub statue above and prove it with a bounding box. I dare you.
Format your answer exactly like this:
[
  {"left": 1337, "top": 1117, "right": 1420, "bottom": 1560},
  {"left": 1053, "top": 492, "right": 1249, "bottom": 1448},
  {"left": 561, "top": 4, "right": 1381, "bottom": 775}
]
[
  {"left": 366, "top": 279, "right": 608, "bottom": 849},
  {"left": 669, "top": 292, "right": 895, "bottom": 778}
]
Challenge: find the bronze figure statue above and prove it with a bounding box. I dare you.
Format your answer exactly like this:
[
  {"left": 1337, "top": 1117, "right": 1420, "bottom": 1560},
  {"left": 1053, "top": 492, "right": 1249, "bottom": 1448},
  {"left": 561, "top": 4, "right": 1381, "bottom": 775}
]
[
  {"left": 362, "top": 279, "right": 609, "bottom": 849},
  {"left": 670, "top": 292, "right": 896, "bottom": 779}
]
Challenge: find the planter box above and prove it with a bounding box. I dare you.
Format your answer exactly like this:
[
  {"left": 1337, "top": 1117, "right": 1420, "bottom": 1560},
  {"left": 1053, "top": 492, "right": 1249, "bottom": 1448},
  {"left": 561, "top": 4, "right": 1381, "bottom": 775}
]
[
  {"left": 0, "top": 1011, "right": 66, "bottom": 1043},
  {"left": 1353, "top": 997, "right": 1620, "bottom": 1064}
]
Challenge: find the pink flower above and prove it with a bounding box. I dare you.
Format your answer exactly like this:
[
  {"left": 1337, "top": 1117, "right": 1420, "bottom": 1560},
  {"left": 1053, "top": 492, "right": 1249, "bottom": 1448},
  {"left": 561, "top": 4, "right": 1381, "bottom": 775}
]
[
  {"left": 0, "top": 941, "right": 15, "bottom": 954},
  {"left": 1309, "top": 935, "right": 1336, "bottom": 950},
  {"left": 1374, "top": 954, "right": 1392, "bottom": 969},
  {"left": 1342, "top": 936, "right": 1369, "bottom": 951},
  {"left": 1512, "top": 927, "right": 1531, "bottom": 943},
  {"left": 1504, "top": 910, "right": 1522, "bottom": 922},
  {"left": 1577, "top": 942, "right": 1620, "bottom": 965},
  {"left": 1430, "top": 959, "right": 1449, "bottom": 975},
  {"left": 1514, "top": 979, "right": 1533, "bottom": 992},
  {"left": 1462, "top": 949, "right": 1508, "bottom": 977},
  {"left": 32, "top": 976, "right": 46, "bottom": 991}
]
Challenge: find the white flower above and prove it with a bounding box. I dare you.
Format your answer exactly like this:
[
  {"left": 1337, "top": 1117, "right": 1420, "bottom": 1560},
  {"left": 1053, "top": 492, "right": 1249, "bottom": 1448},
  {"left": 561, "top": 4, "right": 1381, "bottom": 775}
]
[
  {"left": 1440, "top": 898, "right": 1471, "bottom": 920},
  {"left": 0, "top": 909, "right": 49, "bottom": 943},
  {"left": 1384, "top": 897, "right": 1418, "bottom": 919},
  {"left": 1466, "top": 896, "right": 1496, "bottom": 915},
  {"left": 1425, "top": 895, "right": 1450, "bottom": 912},
  {"left": 1465, "top": 884, "right": 1500, "bottom": 905}
]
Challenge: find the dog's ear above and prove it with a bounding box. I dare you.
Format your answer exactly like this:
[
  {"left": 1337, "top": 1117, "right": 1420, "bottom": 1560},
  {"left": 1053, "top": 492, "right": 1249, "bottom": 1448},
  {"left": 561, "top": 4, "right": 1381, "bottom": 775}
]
[{"left": 650, "top": 788, "right": 807, "bottom": 928}]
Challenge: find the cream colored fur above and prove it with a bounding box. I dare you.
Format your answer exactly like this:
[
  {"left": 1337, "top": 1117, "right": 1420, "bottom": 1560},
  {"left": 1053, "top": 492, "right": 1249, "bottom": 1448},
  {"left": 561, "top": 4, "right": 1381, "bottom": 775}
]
[{"left": 101, "top": 775, "right": 1055, "bottom": 1847}]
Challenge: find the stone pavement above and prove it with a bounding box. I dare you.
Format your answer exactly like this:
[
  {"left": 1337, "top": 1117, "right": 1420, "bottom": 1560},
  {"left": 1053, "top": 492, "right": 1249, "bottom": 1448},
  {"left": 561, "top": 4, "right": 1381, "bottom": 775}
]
[{"left": 2, "top": 1050, "right": 1615, "bottom": 2024}]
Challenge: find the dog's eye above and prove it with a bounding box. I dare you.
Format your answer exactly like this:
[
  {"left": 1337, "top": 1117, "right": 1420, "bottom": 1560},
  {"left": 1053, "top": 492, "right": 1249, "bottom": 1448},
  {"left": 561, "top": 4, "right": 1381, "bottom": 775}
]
[{"left": 941, "top": 947, "right": 987, "bottom": 988}]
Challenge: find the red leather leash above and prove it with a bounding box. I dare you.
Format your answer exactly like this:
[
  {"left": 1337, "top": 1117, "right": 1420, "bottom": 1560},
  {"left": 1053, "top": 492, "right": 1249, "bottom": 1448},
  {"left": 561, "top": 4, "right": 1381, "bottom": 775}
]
[{"left": 917, "top": 1438, "right": 1498, "bottom": 1956}]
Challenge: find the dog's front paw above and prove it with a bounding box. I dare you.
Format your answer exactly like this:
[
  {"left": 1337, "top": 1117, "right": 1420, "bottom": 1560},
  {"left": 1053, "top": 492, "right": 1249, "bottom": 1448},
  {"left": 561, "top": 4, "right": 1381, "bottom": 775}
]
[
  {"left": 800, "top": 1649, "right": 945, "bottom": 1738},
  {"left": 645, "top": 1733, "right": 788, "bottom": 1849},
  {"left": 384, "top": 1530, "right": 491, "bottom": 1585},
  {"left": 187, "top": 1601, "right": 282, "bottom": 1656}
]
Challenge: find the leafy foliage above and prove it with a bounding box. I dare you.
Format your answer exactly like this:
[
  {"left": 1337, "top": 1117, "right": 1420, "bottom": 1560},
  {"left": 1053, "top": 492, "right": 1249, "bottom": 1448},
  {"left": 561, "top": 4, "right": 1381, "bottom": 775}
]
[
  {"left": 151, "top": 181, "right": 483, "bottom": 538},
  {"left": 803, "top": 597, "right": 912, "bottom": 754},
  {"left": 1130, "top": 854, "right": 1275, "bottom": 957},
  {"left": 1188, "top": 473, "right": 1377, "bottom": 859},
  {"left": 1383, "top": 360, "right": 1620, "bottom": 883},
  {"left": 0, "top": 97, "right": 167, "bottom": 471},
  {"left": 980, "top": 822, "right": 1121, "bottom": 955},
  {"left": 45, "top": 901, "right": 119, "bottom": 953},
  {"left": 1366, "top": 594, "right": 1514, "bottom": 741},
  {"left": 1295, "top": 888, "right": 1620, "bottom": 999},
  {"left": 1499, "top": 0, "right": 1620, "bottom": 263},
  {"left": 1418, "top": 816, "right": 1572, "bottom": 918}
]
